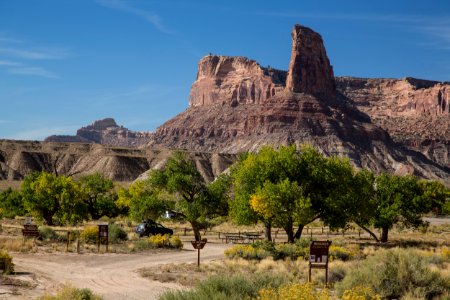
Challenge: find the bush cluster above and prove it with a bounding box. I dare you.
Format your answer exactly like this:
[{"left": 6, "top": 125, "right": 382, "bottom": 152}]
[
  {"left": 39, "top": 284, "right": 102, "bottom": 300},
  {"left": 335, "top": 248, "right": 450, "bottom": 299},
  {"left": 258, "top": 283, "right": 329, "bottom": 300},
  {"left": 39, "top": 226, "right": 66, "bottom": 242},
  {"left": 159, "top": 273, "right": 287, "bottom": 300},
  {"left": 225, "top": 239, "right": 356, "bottom": 262},
  {"left": 0, "top": 250, "right": 14, "bottom": 274},
  {"left": 81, "top": 226, "right": 99, "bottom": 244},
  {"left": 148, "top": 234, "right": 183, "bottom": 249},
  {"left": 107, "top": 223, "right": 128, "bottom": 243}
]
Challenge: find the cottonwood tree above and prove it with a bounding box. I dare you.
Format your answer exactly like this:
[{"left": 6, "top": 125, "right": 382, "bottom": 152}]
[
  {"left": 149, "top": 152, "right": 230, "bottom": 241},
  {"left": 22, "top": 172, "right": 85, "bottom": 225},
  {"left": 231, "top": 145, "right": 355, "bottom": 242},
  {"left": 78, "top": 173, "right": 119, "bottom": 220},
  {"left": 0, "top": 187, "right": 25, "bottom": 219}
]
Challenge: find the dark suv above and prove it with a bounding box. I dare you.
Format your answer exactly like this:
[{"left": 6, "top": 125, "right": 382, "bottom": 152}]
[{"left": 135, "top": 219, "right": 173, "bottom": 237}]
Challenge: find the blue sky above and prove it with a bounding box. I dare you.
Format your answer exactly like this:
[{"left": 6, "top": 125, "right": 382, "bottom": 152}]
[{"left": 0, "top": 0, "right": 449, "bottom": 140}]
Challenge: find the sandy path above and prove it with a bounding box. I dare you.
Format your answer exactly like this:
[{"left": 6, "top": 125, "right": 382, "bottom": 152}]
[{"left": 11, "top": 242, "right": 229, "bottom": 300}]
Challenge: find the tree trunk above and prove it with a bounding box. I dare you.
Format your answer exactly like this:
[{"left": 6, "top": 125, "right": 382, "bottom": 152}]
[
  {"left": 43, "top": 210, "right": 54, "bottom": 226},
  {"left": 190, "top": 221, "right": 202, "bottom": 241},
  {"left": 264, "top": 222, "right": 272, "bottom": 242},
  {"left": 294, "top": 224, "right": 304, "bottom": 240},
  {"left": 381, "top": 226, "right": 389, "bottom": 243},
  {"left": 356, "top": 223, "right": 380, "bottom": 242},
  {"left": 284, "top": 225, "right": 295, "bottom": 243}
]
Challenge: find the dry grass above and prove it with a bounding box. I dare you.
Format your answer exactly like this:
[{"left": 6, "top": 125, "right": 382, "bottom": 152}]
[{"left": 0, "top": 236, "right": 37, "bottom": 252}]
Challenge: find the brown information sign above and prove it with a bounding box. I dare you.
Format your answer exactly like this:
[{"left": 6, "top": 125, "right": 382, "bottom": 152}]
[
  {"left": 309, "top": 240, "right": 332, "bottom": 286},
  {"left": 191, "top": 239, "right": 207, "bottom": 267},
  {"left": 22, "top": 224, "right": 39, "bottom": 238},
  {"left": 97, "top": 224, "right": 109, "bottom": 253}
]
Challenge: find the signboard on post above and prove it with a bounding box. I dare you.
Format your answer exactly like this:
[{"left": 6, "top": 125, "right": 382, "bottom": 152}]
[
  {"left": 22, "top": 224, "right": 39, "bottom": 238},
  {"left": 191, "top": 239, "right": 207, "bottom": 267},
  {"left": 309, "top": 240, "right": 332, "bottom": 286},
  {"left": 98, "top": 224, "right": 109, "bottom": 253}
]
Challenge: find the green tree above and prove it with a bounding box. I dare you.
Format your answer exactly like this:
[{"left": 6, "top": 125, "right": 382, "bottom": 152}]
[
  {"left": 22, "top": 172, "right": 86, "bottom": 225},
  {"left": 0, "top": 188, "right": 25, "bottom": 218},
  {"left": 231, "top": 145, "right": 354, "bottom": 242},
  {"left": 116, "top": 179, "right": 170, "bottom": 221},
  {"left": 418, "top": 180, "right": 450, "bottom": 216},
  {"left": 78, "top": 173, "right": 118, "bottom": 220},
  {"left": 150, "top": 152, "right": 230, "bottom": 241},
  {"left": 373, "top": 174, "right": 428, "bottom": 243}
]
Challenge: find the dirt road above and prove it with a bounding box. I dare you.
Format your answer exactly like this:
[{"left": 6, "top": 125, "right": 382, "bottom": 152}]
[{"left": 9, "top": 242, "right": 229, "bottom": 300}]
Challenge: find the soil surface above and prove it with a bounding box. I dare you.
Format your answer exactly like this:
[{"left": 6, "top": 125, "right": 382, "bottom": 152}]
[{"left": 5, "top": 242, "right": 229, "bottom": 300}]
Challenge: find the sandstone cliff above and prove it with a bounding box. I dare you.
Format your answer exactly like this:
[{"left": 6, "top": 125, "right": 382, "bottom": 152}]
[
  {"left": 150, "top": 24, "right": 450, "bottom": 184},
  {"left": 45, "top": 118, "right": 153, "bottom": 147},
  {"left": 336, "top": 77, "right": 450, "bottom": 166}
]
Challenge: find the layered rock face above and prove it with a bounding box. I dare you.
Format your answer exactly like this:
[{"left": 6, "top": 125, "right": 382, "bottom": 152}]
[
  {"left": 0, "top": 140, "right": 235, "bottom": 183},
  {"left": 286, "top": 25, "right": 336, "bottom": 100},
  {"left": 45, "top": 118, "right": 153, "bottom": 147},
  {"left": 189, "top": 55, "right": 286, "bottom": 106},
  {"left": 336, "top": 77, "right": 450, "bottom": 166},
  {"left": 151, "top": 24, "right": 449, "bottom": 184}
]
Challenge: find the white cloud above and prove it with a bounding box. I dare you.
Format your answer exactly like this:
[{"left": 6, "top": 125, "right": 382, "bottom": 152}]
[
  {"left": 8, "top": 66, "right": 59, "bottom": 79},
  {"left": 96, "top": 0, "right": 174, "bottom": 34},
  {"left": 0, "top": 60, "right": 22, "bottom": 66}
]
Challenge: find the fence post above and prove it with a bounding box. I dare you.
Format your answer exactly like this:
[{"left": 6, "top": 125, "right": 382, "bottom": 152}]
[{"left": 66, "top": 231, "right": 70, "bottom": 252}]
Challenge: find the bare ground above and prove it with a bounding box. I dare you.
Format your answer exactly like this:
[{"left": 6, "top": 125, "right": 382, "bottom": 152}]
[{"left": 4, "top": 242, "right": 229, "bottom": 300}]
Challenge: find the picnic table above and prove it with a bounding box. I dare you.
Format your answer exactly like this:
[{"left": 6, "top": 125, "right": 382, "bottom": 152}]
[
  {"left": 242, "top": 233, "right": 263, "bottom": 243},
  {"left": 225, "top": 234, "right": 245, "bottom": 244}
]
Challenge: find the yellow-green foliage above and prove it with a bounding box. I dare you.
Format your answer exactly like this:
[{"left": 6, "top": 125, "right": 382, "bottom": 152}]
[
  {"left": 81, "top": 226, "right": 98, "bottom": 244},
  {"left": 342, "top": 286, "right": 381, "bottom": 300},
  {"left": 148, "top": 234, "right": 183, "bottom": 249},
  {"left": 39, "top": 284, "right": 102, "bottom": 300},
  {"left": 0, "top": 250, "right": 14, "bottom": 274},
  {"left": 329, "top": 245, "right": 355, "bottom": 261},
  {"left": 258, "top": 283, "right": 329, "bottom": 300},
  {"left": 442, "top": 247, "right": 450, "bottom": 261},
  {"left": 224, "top": 245, "right": 271, "bottom": 260}
]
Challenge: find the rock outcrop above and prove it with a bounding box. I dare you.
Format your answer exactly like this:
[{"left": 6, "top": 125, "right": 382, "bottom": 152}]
[
  {"left": 150, "top": 24, "right": 450, "bottom": 185},
  {"left": 336, "top": 77, "right": 450, "bottom": 166},
  {"left": 286, "top": 24, "right": 336, "bottom": 100},
  {"left": 189, "top": 55, "right": 286, "bottom": 107},
  {"left": 0, "top": 140, "right": 235, "bottom": 183},
  {"left": 45, "top": 118, "right": 153, "bottom": 147}
]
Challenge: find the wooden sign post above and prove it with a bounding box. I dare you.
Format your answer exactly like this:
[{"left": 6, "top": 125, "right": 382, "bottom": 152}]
[
  {"left": 191, "top": 239, "right": 207, "bottom": 268},
  {"left": 308, "top": 240, "right": 332, "bottom": 286},
  {"left": 98, "top": 224, "right": 109, "bottom": 253},
  {"left": 22, "top": 224, "right": 39, "bottom": 239}
]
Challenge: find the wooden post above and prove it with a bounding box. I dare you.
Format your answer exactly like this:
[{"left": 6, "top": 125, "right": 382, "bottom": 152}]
[
  {"left": 76, "top": 237, "right": 80, "bottom": 254},
  {"left": 66, "top": 231, "right": 70, "bottom": 252},
  {"left": 184, "top": 228, "right": 187, "bottom": 236},
  {"left": 310, "top": 228, "right": 313, "bottom": 238}
]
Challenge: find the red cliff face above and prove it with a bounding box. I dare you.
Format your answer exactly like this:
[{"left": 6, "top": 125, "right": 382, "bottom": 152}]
[
  {"left": 151, "top": 24, "right": 449, "bottom": 184},
  {"left": 286, "top": 25, "right": 336, "bottom": 100},
  {"left": 188, "top": 55, "right": 286, "bottom": 106}
]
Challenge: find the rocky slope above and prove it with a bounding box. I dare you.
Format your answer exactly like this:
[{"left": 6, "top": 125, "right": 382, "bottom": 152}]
[
  {"left": 336, "top": 77, "right": 449, "bottom": 166},
  {"left": 150, "top": 24, "right": 449, "bottom": 184},
  {"left": 0, "top": 140, "right": 235, "bottom": 183},
  {"left": 45, "top": 118, "right": 153, "bottom": 147}
]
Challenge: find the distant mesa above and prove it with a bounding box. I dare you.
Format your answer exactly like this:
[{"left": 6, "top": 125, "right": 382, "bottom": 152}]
[{"left": 45, "top": 118, "right": 153, "bottom": 147}]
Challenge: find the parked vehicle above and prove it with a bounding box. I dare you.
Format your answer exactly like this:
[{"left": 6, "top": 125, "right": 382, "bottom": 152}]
[{"left": 135, "top": 219, "right": 173, "bottom": 237}]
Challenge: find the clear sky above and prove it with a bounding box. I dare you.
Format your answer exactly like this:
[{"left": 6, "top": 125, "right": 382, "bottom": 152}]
[{"left": 0, "top": 0, "right": 449, "bottom": 140}]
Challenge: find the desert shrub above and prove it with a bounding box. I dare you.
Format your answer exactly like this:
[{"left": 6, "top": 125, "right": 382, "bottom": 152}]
[
  {"left": 224, "top": 245, "right": 272, "bottom": 260},
  {"left": 39, "top": 284, "right": 102, "bottom": 300},
  {"left": 159, "top": 273, "right": 286, "bottom": 300},
  {"left": 336, "top": 248, "right": 450, "bottom": 299},
  {"left": 258, "top": 283, "right": 329, "bottom": 300},
  {"left": 0, "top": 236, "right": 35, "bottom": 252},
  {"left": 0, "top": 250, "right": 14, "bottom": 274},
  {"left": 108, "top": 223, "right": 128, "bottom": 243},
  {"left": 329, "top": 245, "right": 354, "bottom": 261},
  {"left": 275, "top": 243, "right": 307, "bottom": 260},
  {"left": 442, "top": 247, "right": 450, "bottom": 261},
  {"left": 81, "top": 226, "right": 98, "bottom": 244},
  {"left": 341, "top": 286, "right": 381, "bottom": 300},
  {"left": 148, "top": 234, "right": 183, "bottom": 249},
  {"left": 39, "top": 226, "right": 66, "bottom": 242}
]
